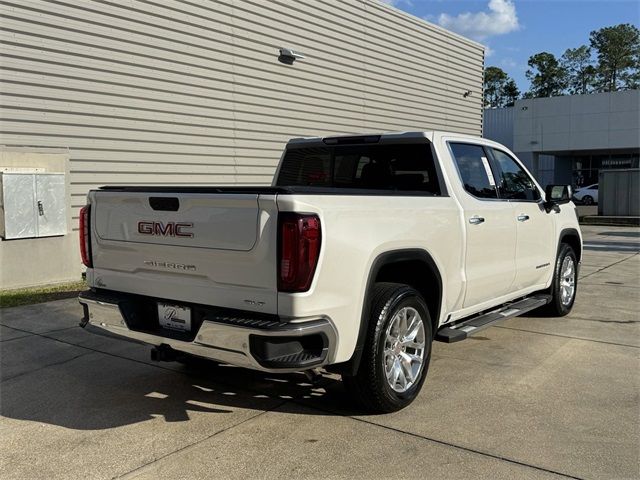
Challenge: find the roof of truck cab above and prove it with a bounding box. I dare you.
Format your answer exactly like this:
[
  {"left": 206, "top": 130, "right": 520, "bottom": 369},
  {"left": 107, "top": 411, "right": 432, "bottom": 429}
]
[
  {"left": 285, "top": 131, "right": 493, "bottom": 146},
  {"left": 286, "top": 131, "right": 434, "bottom": 145}
]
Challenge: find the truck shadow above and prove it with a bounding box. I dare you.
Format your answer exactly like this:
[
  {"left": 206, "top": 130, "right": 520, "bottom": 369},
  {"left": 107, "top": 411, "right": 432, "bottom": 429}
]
[{"left": 0, "top": 348, "right": 359, "bottom": 431}]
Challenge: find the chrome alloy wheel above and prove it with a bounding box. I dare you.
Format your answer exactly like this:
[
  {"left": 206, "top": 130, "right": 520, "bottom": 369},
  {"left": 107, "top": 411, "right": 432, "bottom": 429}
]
[
  {"left": 560, "top": 256, "right": 576, "bottom": 306},
  {"left": 383, "top": 307, "right": 426, "bottom": 393}
]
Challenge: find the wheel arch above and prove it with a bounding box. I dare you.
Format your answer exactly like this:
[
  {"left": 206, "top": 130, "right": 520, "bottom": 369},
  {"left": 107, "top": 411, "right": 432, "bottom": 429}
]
[
  {"left": 559, "top": 228, "right": 582, "bottom": 263},
  {"left": 329, "top": 248, "right": 443, "bottom": 376}
]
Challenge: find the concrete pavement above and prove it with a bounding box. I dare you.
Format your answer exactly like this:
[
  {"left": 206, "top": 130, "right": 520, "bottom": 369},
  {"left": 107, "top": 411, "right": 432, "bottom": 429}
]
[{"left": 1, "top": 225, "right": 638, "bottom": 479}]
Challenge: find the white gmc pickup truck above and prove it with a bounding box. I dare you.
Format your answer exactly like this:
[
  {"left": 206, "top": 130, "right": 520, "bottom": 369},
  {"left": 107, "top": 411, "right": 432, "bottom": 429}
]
[{"left": 79, "top": 131, "right": 582, "bottom": 412}]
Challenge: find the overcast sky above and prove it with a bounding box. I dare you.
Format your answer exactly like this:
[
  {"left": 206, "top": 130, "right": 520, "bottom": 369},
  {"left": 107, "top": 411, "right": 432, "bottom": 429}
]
[{"left": 381, "top": 0, "right": 640, "bottom": 92}]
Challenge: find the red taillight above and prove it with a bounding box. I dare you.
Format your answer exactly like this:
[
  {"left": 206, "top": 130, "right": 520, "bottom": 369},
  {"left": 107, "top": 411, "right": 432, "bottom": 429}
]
[
  {"left": 79, "top": 205, "right": 92, "bottom": 268},
  {"left": 278, "top": 213, "right": 321, "bottom": 292}
]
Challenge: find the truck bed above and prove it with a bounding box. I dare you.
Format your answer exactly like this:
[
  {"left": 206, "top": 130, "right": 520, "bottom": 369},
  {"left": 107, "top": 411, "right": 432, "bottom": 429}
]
[
  {"left": 99, "top": 185, "right": 438, "bottom": 196},
  {"left": 99, "top": 185, "right": 293, "bottom": 194}
]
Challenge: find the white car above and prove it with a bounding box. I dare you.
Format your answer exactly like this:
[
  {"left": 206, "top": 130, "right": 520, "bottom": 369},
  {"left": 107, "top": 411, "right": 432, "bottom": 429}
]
[
  {"left": 78, "top": 131, "right": 582, "bottom": 412},
  {"left": 573, "top": 184, "right": 598, "bottom": 205}
]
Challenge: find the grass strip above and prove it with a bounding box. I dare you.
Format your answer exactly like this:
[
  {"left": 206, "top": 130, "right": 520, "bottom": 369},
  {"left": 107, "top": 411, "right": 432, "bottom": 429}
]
[{"left": 0, "top": 280, "right": 86, "bottom": 308}]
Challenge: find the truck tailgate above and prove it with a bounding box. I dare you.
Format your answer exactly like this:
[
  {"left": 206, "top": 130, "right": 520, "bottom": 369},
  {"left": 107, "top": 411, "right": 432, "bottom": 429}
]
[{"left": 89, "top": 190, "right": 278, "bottom": 314}]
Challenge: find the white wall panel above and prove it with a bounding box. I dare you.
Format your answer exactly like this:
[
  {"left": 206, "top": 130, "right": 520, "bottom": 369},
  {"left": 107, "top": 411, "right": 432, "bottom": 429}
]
[{"left": 0, "top": 0, "right": 484, "bottom": 229}]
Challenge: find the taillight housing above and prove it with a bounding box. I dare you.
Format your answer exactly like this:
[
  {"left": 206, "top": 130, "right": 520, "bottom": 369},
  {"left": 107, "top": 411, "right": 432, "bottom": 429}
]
[
  {"left": 278, "top": 213, "right": 321, "bottom": 292},
  {"left": 79, "top": 205, "right": 92, "bottom": 268}
]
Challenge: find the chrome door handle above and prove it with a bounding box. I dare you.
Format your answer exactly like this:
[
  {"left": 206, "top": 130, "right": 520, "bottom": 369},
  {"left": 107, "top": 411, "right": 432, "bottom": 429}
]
[
  {"left": 517, "top": 214, "right": 530, "bottom": 222},
  {"left": 469, "top": 216, "right": 485, "bottom": 225}
]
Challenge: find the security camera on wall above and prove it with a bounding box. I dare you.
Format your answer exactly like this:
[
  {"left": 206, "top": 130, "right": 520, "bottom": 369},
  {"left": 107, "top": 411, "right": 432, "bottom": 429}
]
[{"left": 278, "top": 47, "right": 305, "bottom": 65}]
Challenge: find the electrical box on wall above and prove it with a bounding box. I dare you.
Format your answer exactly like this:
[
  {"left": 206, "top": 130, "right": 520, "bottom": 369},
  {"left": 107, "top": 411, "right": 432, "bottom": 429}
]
[{"left": 0, "top": 172, "right": 67, "bottom": 240}]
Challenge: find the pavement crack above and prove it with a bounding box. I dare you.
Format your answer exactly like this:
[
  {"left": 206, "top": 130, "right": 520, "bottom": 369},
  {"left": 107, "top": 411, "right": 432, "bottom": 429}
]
[
  {"left": 116, "top": 402, "right": 287, "bottom": 479},
  {"left": 579, "top": 252, "right": 639, "bottom": 280},
  {"left": 349, "top": 416, "right": 585, "bottom": 479},
  {"left": 288, "top": 399, "right": 584, "bottom": 480},
  {"left": 0, "top": 333, "right": 32, "bottom": 343},
  {"left": 579, "top": 282, "right": 639, "bottom": 289},
  {"left": 0, "top": 324, "right": 79, "bottom": 342},
  {"left": 1, "top": 351, "right": 94, "bottom": 383},
  {"left": 493, "top": 325, "right": 640, "bottom": 349},
  {"left": 1, "top": 322, "right": 172, "bottom": 364},
  {"left": 569, "top": 318, "right": 639, "bottom": 325}
]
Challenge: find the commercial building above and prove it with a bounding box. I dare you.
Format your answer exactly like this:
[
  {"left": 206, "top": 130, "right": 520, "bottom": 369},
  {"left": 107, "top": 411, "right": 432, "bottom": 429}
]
[
  {"left": 0, "top": 0, "right": 484, "bottom": 289},
  {"left": 484, "top": 90, "right": 640, "bottom": 188}
]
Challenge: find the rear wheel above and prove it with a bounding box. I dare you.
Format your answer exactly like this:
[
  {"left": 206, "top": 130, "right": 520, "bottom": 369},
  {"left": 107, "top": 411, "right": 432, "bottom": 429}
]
[
  {"left": 343, "top": 283, "right": 433, "bottom": 413},
  {"left": 582, "top": 195, "right": 593, "bottom": 205},
  {"left": 541, "top": 243, "right": 578, "bottom": 316}
]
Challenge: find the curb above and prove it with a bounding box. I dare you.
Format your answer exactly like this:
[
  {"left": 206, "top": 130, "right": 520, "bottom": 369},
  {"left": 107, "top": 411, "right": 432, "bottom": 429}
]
[{"left": 580, "top": 216, "right": 640, "bottom": 227}]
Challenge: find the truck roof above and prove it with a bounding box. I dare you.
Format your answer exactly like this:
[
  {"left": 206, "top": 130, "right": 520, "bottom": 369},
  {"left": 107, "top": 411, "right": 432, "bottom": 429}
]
[
  {"left": 285, "top": 130, "right": 488, "bottom": 146},
  {"left": 286, "top": 131, "right": 432, "bottom": 146},
  {"left": 285, "top": 130, "right": 507, "bottom": 151}
]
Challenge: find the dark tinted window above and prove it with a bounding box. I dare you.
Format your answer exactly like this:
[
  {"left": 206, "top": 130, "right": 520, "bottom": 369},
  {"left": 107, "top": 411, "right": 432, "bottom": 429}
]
[
  {"left": 276, "top": 147, "right": 333, "bottom": 187},
  {"left": 276, "top": 143, "right": 441, "bottom": 194},
  {"left": 491, "top": 149, "right": 541, "bottom": 201},
  {"left": 449, "top": 143, "right": 498, "bottom": 199}
]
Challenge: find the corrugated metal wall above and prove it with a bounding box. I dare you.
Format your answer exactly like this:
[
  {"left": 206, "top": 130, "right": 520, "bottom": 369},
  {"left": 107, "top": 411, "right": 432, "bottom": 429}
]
[
  {"left": 483, "top": 107, "right": 515, "bottom": 149},
  {"left": 0, "top": 0, "right": 484, "bottom": 222},
  {"left": 483, "top": 107, "right": 557, "bottom": 186},
  {"left": 599, "top": 169, "right": 640, "bottom": 217}
]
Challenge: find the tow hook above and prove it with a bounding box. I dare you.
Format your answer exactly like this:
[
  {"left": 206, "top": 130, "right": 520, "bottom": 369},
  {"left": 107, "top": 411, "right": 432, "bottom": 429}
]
[{"left": 151, "top": 344, "right": 177, "bottom": 362}]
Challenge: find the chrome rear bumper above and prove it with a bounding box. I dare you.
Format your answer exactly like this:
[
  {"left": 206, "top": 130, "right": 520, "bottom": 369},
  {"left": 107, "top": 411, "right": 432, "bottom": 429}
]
[{"left": 78, "top": 291, "right": 337, "bottom": 373}]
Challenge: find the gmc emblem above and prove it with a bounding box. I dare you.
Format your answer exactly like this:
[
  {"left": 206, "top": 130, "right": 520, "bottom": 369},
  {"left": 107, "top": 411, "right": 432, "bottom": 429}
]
[{"left": 138, "top": 221, "right": 194, "bottom": 238}]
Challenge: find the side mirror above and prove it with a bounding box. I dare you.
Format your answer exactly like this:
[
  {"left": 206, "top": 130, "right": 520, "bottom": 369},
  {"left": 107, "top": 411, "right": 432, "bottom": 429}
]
[{"left": 544, "top": 184, "right": 572, "bottom": 212}]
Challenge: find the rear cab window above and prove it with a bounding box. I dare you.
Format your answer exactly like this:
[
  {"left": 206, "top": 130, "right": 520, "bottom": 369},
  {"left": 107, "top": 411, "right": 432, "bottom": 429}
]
[{"left": 276, "top": 143, "right": 442, "bottom": 195}]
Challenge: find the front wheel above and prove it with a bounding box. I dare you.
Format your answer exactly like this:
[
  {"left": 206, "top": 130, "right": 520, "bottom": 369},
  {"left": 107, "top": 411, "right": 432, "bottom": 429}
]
[
  {"left": 541, "top": 243, "right": 578, "bottom": 316},
  {"left": 343, "top": 283, "right": 433, "bottom": 413}
]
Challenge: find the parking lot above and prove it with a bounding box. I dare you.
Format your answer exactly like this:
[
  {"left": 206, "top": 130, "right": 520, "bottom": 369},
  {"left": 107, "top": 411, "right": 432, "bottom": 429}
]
[{"left": 1, "top": 224, "right": 638, "bottom": 480}]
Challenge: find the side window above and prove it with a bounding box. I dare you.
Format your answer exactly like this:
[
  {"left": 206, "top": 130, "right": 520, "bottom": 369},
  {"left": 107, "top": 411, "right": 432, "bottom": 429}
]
[
  {"left": 449, "top": 143, "right": 498, "bottom": 199},
  {"left": 491, "top": 149, "right": 541, "bottom": 201},
  {"left": 591, "top": 185, "right": 598, "bottom": 190}
]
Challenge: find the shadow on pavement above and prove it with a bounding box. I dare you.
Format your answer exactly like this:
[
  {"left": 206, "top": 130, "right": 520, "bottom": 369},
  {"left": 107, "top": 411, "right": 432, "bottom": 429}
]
[{"left": 0, "top": 350, "right": 360, "bottom": 430}]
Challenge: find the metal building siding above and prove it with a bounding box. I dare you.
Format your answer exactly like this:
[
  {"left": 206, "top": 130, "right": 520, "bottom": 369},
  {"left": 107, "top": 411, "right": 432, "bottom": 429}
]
[
  {"left": 483, "top": 107, "right": 515, "bottom": 150},
  {"left": 0, "top": 0, "right": 484, "bottom": 220},
  {"left": 599, "top": 169, "right": 640, "bottom": 217}
]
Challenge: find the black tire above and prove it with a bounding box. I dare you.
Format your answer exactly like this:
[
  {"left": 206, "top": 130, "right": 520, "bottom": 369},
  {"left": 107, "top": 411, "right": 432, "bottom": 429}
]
[
  {"left": 582, "top": 195, "right": 593, "bottom": 205},
  {"left": 343, "top": 282, "right": 433, "bottom": 413},
  {"left": 540, "top": 243, "right": 578, "bottom": 316}
]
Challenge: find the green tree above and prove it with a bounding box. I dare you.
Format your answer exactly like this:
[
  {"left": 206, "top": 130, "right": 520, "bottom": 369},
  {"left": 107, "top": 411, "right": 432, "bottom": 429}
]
[
  {"left": 525, "top": 52, "right": 567, "bottom": 98},
  {"left": 620, "top": 66, "right": 640, "bottom": 90},
  {"left": 502, "top": 78, "right": 520, "bottom": 106},
  {"left": 484, "top": 66, "right": 520, "bottom": 108},
  {"left": 590, "top": 23, "right": 640, "bottom": 91},
  {"left": 561, "top": 46, "right": 596, "bottom": 94}
]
